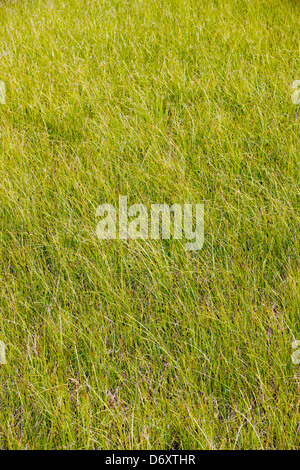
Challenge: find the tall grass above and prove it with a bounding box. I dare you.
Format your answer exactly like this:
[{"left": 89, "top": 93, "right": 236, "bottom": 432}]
[{"left": 0, "top": 0, "right": 299, "bottom": 449}]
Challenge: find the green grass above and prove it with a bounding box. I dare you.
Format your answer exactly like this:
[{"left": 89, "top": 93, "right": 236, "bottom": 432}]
[{"left": 0, "top": 0, "right": 299, "bottom": 450}]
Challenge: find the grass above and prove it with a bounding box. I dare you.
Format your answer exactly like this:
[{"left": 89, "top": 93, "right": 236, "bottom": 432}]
[{"left": 0, "top": 0, "right": 299, "bottom": 450}]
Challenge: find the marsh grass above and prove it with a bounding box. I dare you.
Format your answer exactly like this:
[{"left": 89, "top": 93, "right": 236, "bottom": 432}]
[{"left": 0, "top": 0, "right": 299, "bottom": 449}]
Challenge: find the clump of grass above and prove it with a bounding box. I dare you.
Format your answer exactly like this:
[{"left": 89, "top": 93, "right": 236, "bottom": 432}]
[{"left": 0, "top": 0, "right": 299, "bottom": 449}]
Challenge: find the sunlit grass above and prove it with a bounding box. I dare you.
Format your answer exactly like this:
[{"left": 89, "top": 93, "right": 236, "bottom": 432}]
[{"left": 0, "top": 0, "right": 299, "bottom": 449}]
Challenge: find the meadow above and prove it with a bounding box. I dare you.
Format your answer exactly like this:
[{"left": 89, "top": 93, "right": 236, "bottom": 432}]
[{"left": 0, "top": 0, "right": 299, "bottom": 449}]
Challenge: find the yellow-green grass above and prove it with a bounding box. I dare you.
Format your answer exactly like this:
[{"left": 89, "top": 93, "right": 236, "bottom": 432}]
[{"left": 0, "top": 0, "right": 299, "bottom": 449}]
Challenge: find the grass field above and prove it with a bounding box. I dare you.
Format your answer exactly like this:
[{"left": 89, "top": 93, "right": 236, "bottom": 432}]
[{"left": 0, "top": 0, "right": 299, "bottom": 450}]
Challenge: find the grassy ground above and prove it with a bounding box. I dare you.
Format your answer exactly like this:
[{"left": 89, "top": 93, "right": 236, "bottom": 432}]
[{"left": 0, "top": 0, "right": 299, "bottom": 450}]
